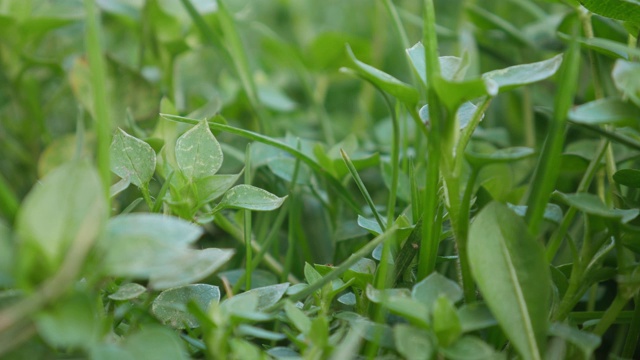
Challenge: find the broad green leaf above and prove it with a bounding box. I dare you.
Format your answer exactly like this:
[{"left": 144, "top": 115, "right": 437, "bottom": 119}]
[
  {"left": 482, "top": 54, "right": 563, "bottom": 93},
  {"left": 407, "top": 42, "right": 468, "bottom": 85},
  {"left": 433, "top": 75, "right": 498, "bottom": 110},
  {"left": 36, "top": 293, "right": 99, "bottom": 348},
  {"left": 382, "top": 295, "right": 431, "bottom": 328},
  {"left": 420, "top": 101, "right": 484, "bottom": 129},
  {"left": 152, "top": 284, "right": 220, "bottom": 329},
  {"left": 580, "top": 0, "right": 640, "bottom": 24},
  {"left": 16, "top": 161, "right": 106, "bottom": 276},
  {"left": 613, "top": 169, "right": 640, "bottom": 188},
  {"left": 304, "top": 262, "right": 323, "bottom": 284},
  {"left": 568, "top": 98, "right": 640, "bottom": 125},
  {"left": 457, "top": 303, "right": 498, "bottom": 332},
  {"left": 393, "top": 324, "right": 435, "bottom": 360},
  {"left": 357, "top": 215, "right": 383, "bottom": 235},
  {"left": 110, "top": 128, "right": 156, "bottom": 188},
  {"left": 548, "top": 322, "right": 601, "bottom": 358},
  {"left": 440, "top": 336, "right": 499, "bottom": 360},
  {"left": 284, "top": 301, "right": 311, "bottom": 334},
  {"left": 553, "top": 192, "right": 639, "bottom": 223},
  {"left": 432, "top": 296, "right": 462, "bottom": 347},
  {"left": 412, "top": 272, "right": 463, "bottom": 309},
  {"left": 108, "top": 283, "right": 147, "bottom": 301},
  {"left": 195, "top": 173, "right": 242, "bottom": 204},
  {"left": 465, "top": 147, "right": 535, "bottom": 167},
  {"left": 219, "top": 184, "right": 287, "bottom": 211},
  {"left": 612, "top": 60, "right": 640, "bottom": 107},
  {"left": 175, "top": 119, "right": 223, "bottom": 182},
  {"left": 343, "top": 44, "right": 419, "bottom": 106},
  {"left": 122, "top": 326, "right": 189, "bottom": 360},
  {"left": 235, "top": 283, "right": 290, "bottom": 311},
  {"left": 149, "top": 248, "right": 235, "bottom": 290},
  {"left": 468, "top": 202, "right": 549, "bottom": 360}
]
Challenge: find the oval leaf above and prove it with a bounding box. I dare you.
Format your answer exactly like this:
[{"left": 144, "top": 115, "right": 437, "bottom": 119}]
[
  {"left": 152, "top": 284, "right": 220, "bottom": 329},
  {"left": 613, "top": 169, "right": 640, "bottom": 188},
  {"left": 149, "top": 248, "right": 235, "bottom": 290},
  {"left": 220, "top": 184, "right": 287, "bottom": 211},
  {"left": 468, "top": 202, "right": 550, "bottom": 360},
  {"left": 465, "top": 146, "right": 535, "bottom": 167},
  {"left": 482, "top": 54, "right": 563, "bottom": 92},
  {"left": 553, "top": 192, "right": 639, "bottom": 223},
  {"left": 108, "top": 283, "right": 147, "bottom": 301},
  {"left": 175, "top": 119, "right": 223, "bottom": 182},
  {"left": 110, "top": 128, "right": 156, "bottom": 187},
  {"left": 412, "top": 272, "right": 463, "bottom": 309},
  {"left": 343, "top": 44, "right": 418, "bottom": 106},
  {"left": 580, "top": 0, "right": 640, "bottom": 24},
  {"left": 612, "top": 60, "right": 640, "bottom": 108},
  {"left": 568, "top": 98, "right": 640, "bottom": 125},
  {"left": 16, "top": 161, "right": 106, "bottom": 275}
]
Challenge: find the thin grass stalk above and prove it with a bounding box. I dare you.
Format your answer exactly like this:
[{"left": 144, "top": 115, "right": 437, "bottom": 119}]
[
  {"left": 84, "top": 0, "right": 111, "bottom": 204},
  {"left": 341, "top": 149, "right": 386, "bottom": 232},
  {"left": 244, "top": 144, "right": 253, "bottom": 290}
]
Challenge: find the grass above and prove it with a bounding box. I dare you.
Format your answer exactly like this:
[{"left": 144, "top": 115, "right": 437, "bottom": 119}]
[{"left": 1, "top": 0, "right": 640, "bottom": 358}]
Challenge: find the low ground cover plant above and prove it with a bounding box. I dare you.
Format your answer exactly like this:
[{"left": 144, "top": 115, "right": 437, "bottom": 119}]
[{"left": 1, "top": 0, "right": 640, "bottom": 358}]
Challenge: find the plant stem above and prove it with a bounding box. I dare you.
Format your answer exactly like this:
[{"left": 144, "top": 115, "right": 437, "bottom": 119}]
[
  {"left": 594, "top": 294, "right": 631, "bottom": 336},
  {"left": 244, "top": 144, "right": 253, "bottom": 290},
  {"left": 341, "top": 149, "right": 386, "bottom": 232},
  {"left": 621, "top": 294, "right": 640, "bottom": 358}
]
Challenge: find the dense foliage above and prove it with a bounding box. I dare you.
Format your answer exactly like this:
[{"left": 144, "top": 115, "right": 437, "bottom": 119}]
[{"left": 1, "top": 0, "right": 640, "bottom": 359}]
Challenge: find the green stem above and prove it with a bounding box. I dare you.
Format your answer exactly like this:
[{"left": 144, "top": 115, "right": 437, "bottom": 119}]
[
  {"left": 594, "top": 294, "right": 631, "bottom": 336},
  {"left": 0, "top": 172, "right": 19, "bottom": 222},
  {"left": 525, "top": 34, "right": 580, "bottom": 235},
  {"left": 244, "top": 144, "right": 252, "bottom": 290},
  {"left": 341, "top": 149, "right": 386, "bottom": 231},
  {"left": 84, "top": 0, "right": 112, "bottom": 204},
  {"left": 621, "top": 294, "right": 640, "bottom": 358}
]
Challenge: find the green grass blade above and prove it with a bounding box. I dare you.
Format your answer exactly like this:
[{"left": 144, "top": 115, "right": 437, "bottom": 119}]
[{"left": 340, "top": 149, "right": 385, "bottom": 232}]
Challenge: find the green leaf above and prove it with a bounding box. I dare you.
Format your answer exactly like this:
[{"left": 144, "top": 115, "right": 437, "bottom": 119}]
[
  {"left": 175, "top": 119, "right": 223, "bottom": 182},
  {"left": 406, "top": 42, "right": 468, "bottom": 85},
  {"left": 152, "top": 284, "right": 220, "bottom": 329},
  {"left": 614, "top": 169, "right": 640, "bottom": 188},
  {"left": 482, "top": 54, "right": 563, "bottom": 93},
  {"left": 432, "top": 75, "right": 497, "bottom": 111},
  {"left": 393, "top": 324, "right": 435, "bottom": 360},
  {"left": 612, "top": 60, "right": 640, "bottom": 107},
  {"left": 122, "top": 326, "right": 189, "bottom": 360},
  {"left": 110, "top": 128, "right": 156, "bottom": 188},
  {"left": 108, "top": 283, "right": 147, "bottom": 301},
  {"left": 468, "top": 202, "right": 550, "bottom": 360},
  {"left": 440, "top": 336, "right": 499, "bottom": 360},
  {"left": 420, "top": 101, "right": 485, "bottom": 129},
  {"left": 36, "top": 292, "right": 99, "bottom": 348},
  {"left": 284, "top": 301, "right": 312, "bottom": 334},
  {"left": 195, "top": 173, "right": 242, "bottom": 204},
  {"left": 569, "top": 36, "right": 640, "bottom": 60},
  {"left": 548, "top": 322, "right": 601, "bottom": 358},
  {"left": 465, "top": 147, "right": 535, "bottom": 167},
  {"left": 235, "top": 283, "right": 290, "bottom": 311},
  {"left": 580, "top": 0, "right": 640, "bottom": 24},
  {"left": 568, "top": 98, "right": 640, "bottom": 125},
  {"left": 433, "top": 296, "right": 462, "bottom": 347},
  {"left": 100, "top": 214, "right": 234, "bottom": 289},
  {"left": 553, "top": 192, "right": 639, "bottom": 223},
  {"left": 457, "top": 303, "right": 498, "bottom": 332},
  {"left": 412, "top": 272, "right": 463, "bottom": 309},
  {"left": 343, "top": 44, "right": 419, "bottom": 106},
  {"left": 218, "top": 269, "right": 278, "bottom": 290},
  {"left": 219, "top": 184, "right": 287, "bottom": 211},
  {"left": 16, "top": 160, "right": 106, "bottom": 277}
]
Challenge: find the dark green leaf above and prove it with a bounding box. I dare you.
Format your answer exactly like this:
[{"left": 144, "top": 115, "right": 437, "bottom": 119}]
[
  {"left": 614, "top": 169, "right": 640, "bottom": 188},
  {"left": 468, "top": 202, "right": 549, "bottom": 360},
  {"left": 466, "top": 147, "right": 535, "bottom": 167},
  {"left": 580, "top": 0, "right": 640, "bottom": 24}
]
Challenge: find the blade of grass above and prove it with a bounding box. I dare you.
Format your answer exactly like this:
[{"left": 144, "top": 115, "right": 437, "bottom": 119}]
[
  {"left": 244, "top": 144, "right": 253, "bottom": 290},
  {"left": 341, "top": 149, "right": 385, "bottom": 232},
  {"left": 84, "top": 0, "right": 112, "bottom": 203},
  {"left": 525, "top": 35, "right": 581, "bottom": 235}
]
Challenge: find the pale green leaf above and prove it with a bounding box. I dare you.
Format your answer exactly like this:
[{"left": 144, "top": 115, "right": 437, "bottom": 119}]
[
  {"left": 175, "top": 119, "right": 223, "bottom": 182},
  {"left": 553, "top": 192, "right": 639, "bottom": 223},
  {"left": 110, "top": 128, "right": 156, "bottom": 187},
  {"left": 219, "top": 184, "right": 286, "bottom": 211},
  {"left": 412, "top": 272, "right": 463, "bottom": 309},
  {"left": 568, "top": 98, "right": 640, "bottom": 125},
  {"left": 122, "top": 326, "right": 189, "bottom": 360},
  {"left": 612, "top": 60, "right": 640, "bottom": 107},
  {"left": 36, "top": 293, "right": 99, "bottom": 348},
  {"left": 108, "top": 283, "right": 147, "bottom": 301},
  {"left": 394, "top": 324, "right": 434, "bottom": 360},
  {"left": 152, "top": 284, "right": 220, "bottom": 329},
  {"left": 482, "top": 54, "right": 563, "bottom": 92}
]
